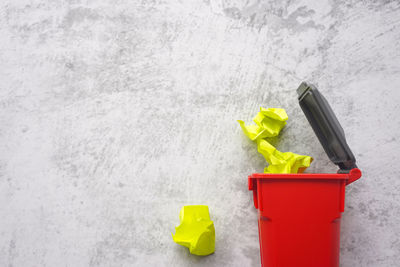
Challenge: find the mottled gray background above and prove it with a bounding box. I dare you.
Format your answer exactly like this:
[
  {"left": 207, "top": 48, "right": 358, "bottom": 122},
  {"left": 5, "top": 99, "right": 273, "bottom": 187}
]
[{"left": 1, "top": 0, "right": 400, "bottom": 266}]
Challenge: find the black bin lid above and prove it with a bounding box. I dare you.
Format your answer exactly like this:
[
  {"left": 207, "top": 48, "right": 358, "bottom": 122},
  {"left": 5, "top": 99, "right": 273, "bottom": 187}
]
[{"left": 297, "top": 82, "right": 357, "bottom": 173}]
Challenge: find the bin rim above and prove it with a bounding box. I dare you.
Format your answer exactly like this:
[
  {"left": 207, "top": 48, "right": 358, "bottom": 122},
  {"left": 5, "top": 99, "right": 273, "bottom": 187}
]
[
  {"left": 248, "top": 168, "right": 361, "bottom": 210},
  {"left": 248, "top": 168, "right": 362, "bottom": 189}
]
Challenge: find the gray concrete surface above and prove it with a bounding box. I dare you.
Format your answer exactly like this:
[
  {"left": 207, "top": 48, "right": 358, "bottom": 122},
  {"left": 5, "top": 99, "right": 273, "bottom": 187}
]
[{"left": 1, "top": 0, "right": 400, "bottom": 266}]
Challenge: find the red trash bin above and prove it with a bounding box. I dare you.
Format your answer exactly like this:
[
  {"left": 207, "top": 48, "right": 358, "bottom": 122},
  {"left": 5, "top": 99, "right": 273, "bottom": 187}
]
[
  {"left": 247, "top": 82, "right": 362, "bottom": 266},
  {"left": 248, "top": 168, "right": 361, "bottom": 267}
]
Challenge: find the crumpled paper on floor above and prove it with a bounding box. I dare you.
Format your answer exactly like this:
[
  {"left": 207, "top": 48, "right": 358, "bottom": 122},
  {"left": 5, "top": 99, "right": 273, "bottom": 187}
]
[
  {"left": 238, "top": 107, "right": 313, "bottom": 173},
  {"left": 172, "top": 205, "right": 215, "bottom": 256}
]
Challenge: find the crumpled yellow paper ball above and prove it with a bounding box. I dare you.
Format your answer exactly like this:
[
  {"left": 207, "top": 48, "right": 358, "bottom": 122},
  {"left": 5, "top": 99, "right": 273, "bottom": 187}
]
[
  {"left": 238, "top": 108, "right": 288, "bottom": 141},
  {"left": 172, "top": 205, "right": 215, "bottom": 256},
  {"left": 238, "top": 107, "right": 313, "bottom": 173}
]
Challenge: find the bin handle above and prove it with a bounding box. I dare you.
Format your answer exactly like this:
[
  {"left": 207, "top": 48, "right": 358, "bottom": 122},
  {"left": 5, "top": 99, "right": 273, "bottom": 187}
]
[
  {"left": 346, "top": 168, "right": 362, "bottom": 185},
  {"left": 248, "top": 176, "right": 258, "bottom": 209}
]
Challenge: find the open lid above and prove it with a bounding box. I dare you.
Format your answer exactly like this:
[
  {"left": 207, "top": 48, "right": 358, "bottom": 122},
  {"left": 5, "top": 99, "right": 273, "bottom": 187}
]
[{"left": 297, "top": 82, "right": 357, "bottom": 173}]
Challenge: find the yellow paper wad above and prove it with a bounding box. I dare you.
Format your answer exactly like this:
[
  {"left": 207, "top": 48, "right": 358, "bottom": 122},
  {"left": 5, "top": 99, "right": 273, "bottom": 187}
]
[
  {"left": 238, "top": 108, "right": 288, "bottom": 140},
  {"left": 238, "top": 107, "right": 313, "bottom": 173},
  {"left": 172, "top": 205, "right": 215, "bottom": 256}
]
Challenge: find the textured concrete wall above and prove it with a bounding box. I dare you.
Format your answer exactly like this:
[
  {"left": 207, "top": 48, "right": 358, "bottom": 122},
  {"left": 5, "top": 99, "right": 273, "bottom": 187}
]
[{"left": 1, "top": 0, "right": 400, "bottom": 266}]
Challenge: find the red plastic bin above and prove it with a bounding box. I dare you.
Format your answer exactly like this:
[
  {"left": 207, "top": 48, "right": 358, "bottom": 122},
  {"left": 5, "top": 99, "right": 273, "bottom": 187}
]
[{"left": 248, "top": 168, "right": 362, "bottom": 267}]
